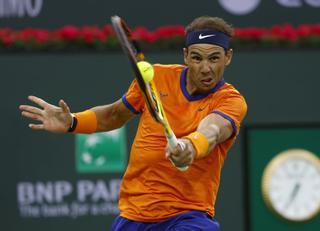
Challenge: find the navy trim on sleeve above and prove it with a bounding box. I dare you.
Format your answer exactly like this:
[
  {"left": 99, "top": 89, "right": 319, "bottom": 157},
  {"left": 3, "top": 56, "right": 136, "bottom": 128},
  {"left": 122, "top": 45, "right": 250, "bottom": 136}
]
[
  {"left": 122, "top": 95, "right": 140, "bottom": 114},
  {"left": 212, "top": 110, "right": 237, "bottom": 136}
]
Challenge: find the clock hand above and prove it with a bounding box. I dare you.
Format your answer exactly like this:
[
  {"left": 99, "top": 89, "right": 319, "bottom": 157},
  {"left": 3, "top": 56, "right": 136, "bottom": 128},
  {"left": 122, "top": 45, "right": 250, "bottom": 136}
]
[{"left": 285, "top": 182, "right": 301, "bottom": 209}]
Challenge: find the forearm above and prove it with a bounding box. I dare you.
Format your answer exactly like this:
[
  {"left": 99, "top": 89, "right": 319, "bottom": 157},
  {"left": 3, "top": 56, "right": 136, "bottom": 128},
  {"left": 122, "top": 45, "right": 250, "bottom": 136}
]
[
  {"left": 72, "top": 99, "right": 135, "bottom": 133},
  {"left": 193, "top": 113, "right": 233, "bottom": 158},
  {"left": 197, "top": 122, "right": 221, "bottom": 153},
  {"left": 91, "top": 103, "right": 131, "bottom": 132}
]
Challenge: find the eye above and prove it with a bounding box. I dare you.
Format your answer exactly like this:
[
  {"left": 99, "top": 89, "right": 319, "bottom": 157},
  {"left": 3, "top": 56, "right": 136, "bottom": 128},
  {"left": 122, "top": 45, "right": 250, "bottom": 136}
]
[
  {"left": 191, "top": 55, "right": 202, "bottom": 63},
  {"left": 210, "top": 56, "right": 220, "bottom": 62}
]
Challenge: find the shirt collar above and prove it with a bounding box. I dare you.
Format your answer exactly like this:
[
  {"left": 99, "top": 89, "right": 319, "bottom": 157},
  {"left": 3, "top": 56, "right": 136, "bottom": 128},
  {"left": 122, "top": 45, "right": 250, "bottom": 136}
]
[{"left": 180, "top": 67, "right": 225, "bottom": 101}]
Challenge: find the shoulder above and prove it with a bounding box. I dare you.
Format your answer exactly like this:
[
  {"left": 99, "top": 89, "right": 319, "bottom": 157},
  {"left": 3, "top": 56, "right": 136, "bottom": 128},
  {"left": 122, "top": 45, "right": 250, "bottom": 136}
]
[
  {"left": 214, "top": 82, "right": 247, "bottom": 109},
  {"left": 212, "top": 82, "right": 248, "bottom": 126},
  {"left": 218, "top": 82, "right": 245, "bottom": 100}
]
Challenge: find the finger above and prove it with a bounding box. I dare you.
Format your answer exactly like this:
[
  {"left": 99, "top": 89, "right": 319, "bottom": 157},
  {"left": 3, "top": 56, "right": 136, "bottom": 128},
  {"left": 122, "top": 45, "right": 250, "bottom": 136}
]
[
  {"left": 169, "top": 147, "right": 193, "bottom": 166},
  {"left": 21, "top": 111, "right": 43, "bottom": 122},
  {"left": 169, "top": 140, "right": 187, "bottom": 156},
  {"left": 164, "top": 144, "right": 171, "bottom": 158},
  {"left": 169, "top": 155, "right": 179, "bottom": 166},
  {"left": 170, "top": 155, "right": 188, "bottom": 169},
  {"left": 165, "top": 150, "right": 171, "bottom": 159},
  {"left": 167, "top": 149, "right": 184, "bottom": 161},
  {"left": 177, "top": 141, "right": 186, "bottom": 151},
  {"left": 59, "top": 99, "right": 70, "bottom": 113},
  {"left": 170, "top": 153, "right": 183, "bottom": 164},
  {"left": 28, "top": 95, "right": 48, "bottom": 108},
  {"left": 19, "top": 105, "right": 43, "bottom": 116},
  {"left": 29, "top": 123, "right": 44, "bottom": 130},
  {"left": 169, "top": 145, "right": 181, "bottom": 156},
  {"left": 180, "top": 154, "right": 193, "bottom": 165}
]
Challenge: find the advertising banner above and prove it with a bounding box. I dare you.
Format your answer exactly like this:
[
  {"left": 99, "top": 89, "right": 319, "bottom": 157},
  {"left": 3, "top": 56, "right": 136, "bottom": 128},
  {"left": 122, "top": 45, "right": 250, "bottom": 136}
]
[{"left": 0, "top": 0, "right": 319, "bottom": 29}]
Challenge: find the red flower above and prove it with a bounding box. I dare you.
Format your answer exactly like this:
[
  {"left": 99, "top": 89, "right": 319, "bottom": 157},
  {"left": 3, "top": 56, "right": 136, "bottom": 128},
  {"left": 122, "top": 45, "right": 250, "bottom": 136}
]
[
  {"left": 0, "top": 28, "right": 12, "bottom": 38},
  {"left": 1, "top": 22, "right": 320, "bottom": 50},
  {"left": 271, "top": 25, "right": 283, "bottom": 38},
  {"left": 102, "top": 24, "right": 114, "bottom": 37},
  {"left": 154, "top": 25, "right": 185, "bottom": 38},
  {"left": 80, "top": 26, "right": 106, "bottom": 44},
  {"left": 57, "top": 26, "right": 79, "bottom": 40},
  {"left": 297, "top": 24, "right": 312, "bottom": 37},
  {"left": 132, "top": 26, "right": 157, "bottom": 43},
  {"left": 17, "top": 28, "right": 35, "bottom": 41},
  {"left": 235, "top": 27, "right": 267, "bottom": 39},
  {"left": 282, "top": 24, "right": 298, "bottom": 41},
  {"left": 311, "top": 24, "right": 320, "bottom": 35},
  {"left": 270, "top": 24, "right": 298, "bottom": 41},
  {"left": 15, "top": 28, "right": 50, "bottom": 44},
  {"left": 2, "top": 34, "right": 14, "bottom": 47},
  {"left": 34, "top": 30, "right": 50, "bottom": 44}
]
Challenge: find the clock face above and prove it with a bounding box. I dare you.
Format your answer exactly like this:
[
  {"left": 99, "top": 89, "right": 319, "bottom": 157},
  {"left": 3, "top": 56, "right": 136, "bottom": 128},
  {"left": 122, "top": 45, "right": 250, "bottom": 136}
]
[{"left": 262, "top": 149, "right": 320, "bottom": 222}]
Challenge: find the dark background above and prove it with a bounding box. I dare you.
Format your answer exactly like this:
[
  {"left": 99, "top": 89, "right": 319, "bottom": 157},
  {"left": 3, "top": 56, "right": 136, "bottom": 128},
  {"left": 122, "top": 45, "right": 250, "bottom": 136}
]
[
  {"left": 1, "top": 0, "right": 320, "bottom": 29},
  {"left": 1, "top": 0, "right": 320, "bottom": 230}
]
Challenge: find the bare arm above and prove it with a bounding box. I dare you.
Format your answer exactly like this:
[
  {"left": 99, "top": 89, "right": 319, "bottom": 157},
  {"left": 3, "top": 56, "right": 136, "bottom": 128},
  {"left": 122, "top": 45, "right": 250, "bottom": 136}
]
[
  {"left": 197, "top": 113, "right": 233, "bottom": 154},
  {"left": 167, "top": 113, "right": 233, "bottom": 168},
  {"left": 92, "top": 98, "right": 136, "bottom": 132}
]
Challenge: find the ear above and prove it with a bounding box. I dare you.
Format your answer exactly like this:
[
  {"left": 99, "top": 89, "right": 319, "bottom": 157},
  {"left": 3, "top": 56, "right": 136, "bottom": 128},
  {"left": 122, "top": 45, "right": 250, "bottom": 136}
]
[
  {"left": 183, "top": 47, "right": 188, "bottom": 65},
  {"left": 224, "top": 48, "right": 233, "bottom": 66}
]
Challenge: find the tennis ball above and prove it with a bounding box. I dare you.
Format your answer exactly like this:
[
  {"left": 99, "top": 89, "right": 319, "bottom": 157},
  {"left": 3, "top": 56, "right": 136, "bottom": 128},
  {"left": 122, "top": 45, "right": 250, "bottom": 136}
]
[{"left": 137, "top": 61, "right": 154, "bottom": 83}]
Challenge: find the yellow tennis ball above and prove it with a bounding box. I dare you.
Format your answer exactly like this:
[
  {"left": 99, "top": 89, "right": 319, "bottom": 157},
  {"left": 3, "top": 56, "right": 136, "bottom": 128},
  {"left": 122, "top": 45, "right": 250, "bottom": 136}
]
[{"left": 137, "top": 61, "right": 154, "bottom": 83}]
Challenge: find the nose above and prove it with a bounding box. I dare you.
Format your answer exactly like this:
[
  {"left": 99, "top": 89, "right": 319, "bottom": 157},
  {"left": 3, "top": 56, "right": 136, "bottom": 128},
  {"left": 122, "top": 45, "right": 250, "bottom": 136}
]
[{"left": 200, "top": 60, "right": 211, "bottom": 74}]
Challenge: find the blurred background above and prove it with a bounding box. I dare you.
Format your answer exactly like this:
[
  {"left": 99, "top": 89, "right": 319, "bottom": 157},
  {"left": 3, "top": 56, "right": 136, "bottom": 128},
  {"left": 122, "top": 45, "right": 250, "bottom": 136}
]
[{"left": 1, "top": 1, "right": 320, "bottom": 230}]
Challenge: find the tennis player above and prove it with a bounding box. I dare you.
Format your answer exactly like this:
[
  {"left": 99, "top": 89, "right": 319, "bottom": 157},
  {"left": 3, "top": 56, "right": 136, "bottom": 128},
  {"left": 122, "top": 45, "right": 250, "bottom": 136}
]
[{"left": 20, "top": 16, "right": 247, "bottom": 230}]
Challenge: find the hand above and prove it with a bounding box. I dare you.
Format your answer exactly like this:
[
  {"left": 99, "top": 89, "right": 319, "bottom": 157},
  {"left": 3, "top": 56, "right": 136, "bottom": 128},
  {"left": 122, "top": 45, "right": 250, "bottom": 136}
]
[
  {"left": 165, "top": 139, "right": 196, "bottom": 169},
  {"left": 19, "top": 95, "right": 73, "bottom": 133}
]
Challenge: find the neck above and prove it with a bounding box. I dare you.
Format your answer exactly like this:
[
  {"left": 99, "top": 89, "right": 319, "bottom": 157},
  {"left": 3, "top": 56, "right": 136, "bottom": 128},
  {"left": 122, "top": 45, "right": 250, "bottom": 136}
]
[{"left": 185, "top": 71, "right": 198, "bottom": 95}]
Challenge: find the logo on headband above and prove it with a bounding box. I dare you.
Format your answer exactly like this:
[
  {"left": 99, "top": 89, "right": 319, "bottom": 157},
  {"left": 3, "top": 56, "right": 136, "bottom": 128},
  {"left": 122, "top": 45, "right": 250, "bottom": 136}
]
[
  {"left": 186, "top": 30, "right": 230, "bottom": 49},
  {"left": 199, "top": 34, "right": 216, "bottom": 39}
]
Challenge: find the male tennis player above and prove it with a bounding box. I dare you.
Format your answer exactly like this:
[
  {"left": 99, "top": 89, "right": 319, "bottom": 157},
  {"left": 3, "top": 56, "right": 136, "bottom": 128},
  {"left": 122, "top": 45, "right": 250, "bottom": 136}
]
[{"left": 20, "top": 16, "right": 247, "bottom": 230}]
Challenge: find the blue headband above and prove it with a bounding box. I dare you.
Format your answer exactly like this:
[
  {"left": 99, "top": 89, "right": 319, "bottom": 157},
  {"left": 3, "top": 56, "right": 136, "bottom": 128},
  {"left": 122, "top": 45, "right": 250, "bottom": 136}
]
[{"left": 185, "top": 29, "right": 231, "bottom": 49}]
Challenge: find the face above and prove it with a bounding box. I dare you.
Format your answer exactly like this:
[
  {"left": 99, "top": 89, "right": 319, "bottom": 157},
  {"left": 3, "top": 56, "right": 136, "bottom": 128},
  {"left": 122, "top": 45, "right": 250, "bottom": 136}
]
[{"left": 183, "top": 43, "right": 233, "bottom": 94}]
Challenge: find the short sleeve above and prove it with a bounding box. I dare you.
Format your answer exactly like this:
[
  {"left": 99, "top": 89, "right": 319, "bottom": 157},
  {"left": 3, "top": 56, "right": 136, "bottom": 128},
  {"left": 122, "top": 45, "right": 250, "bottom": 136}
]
[
  {"left": 122, "top": 79, "right": 145, "bottom": 114},
  {"left": 212, "top": 90, "right": 247, "bottom": 136}
]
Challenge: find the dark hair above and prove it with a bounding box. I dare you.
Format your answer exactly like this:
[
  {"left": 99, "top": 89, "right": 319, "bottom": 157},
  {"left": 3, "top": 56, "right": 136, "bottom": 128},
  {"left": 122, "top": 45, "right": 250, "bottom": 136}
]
[{"left": 185, "top": 16, "right": 234, "bottom": 38}]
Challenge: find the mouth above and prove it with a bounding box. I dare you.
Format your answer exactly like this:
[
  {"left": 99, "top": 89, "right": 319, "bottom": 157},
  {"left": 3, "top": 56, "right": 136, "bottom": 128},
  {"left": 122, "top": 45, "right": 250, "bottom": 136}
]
[{"left": 200, "top": 77, "right": 215, "bottom": 87}]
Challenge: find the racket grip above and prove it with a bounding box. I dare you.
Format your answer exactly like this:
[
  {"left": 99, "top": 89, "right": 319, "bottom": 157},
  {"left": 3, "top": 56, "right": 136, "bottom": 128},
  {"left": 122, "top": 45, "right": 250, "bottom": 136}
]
[{"left": 167, "top": 135, "right": 189, "bottom": 171}]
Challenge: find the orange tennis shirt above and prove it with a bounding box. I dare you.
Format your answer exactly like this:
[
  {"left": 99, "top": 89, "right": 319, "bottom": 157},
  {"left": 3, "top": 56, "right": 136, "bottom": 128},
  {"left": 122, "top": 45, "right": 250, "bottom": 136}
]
[{"left": 120, "top": 64, "right": 247, "bottom": 222}]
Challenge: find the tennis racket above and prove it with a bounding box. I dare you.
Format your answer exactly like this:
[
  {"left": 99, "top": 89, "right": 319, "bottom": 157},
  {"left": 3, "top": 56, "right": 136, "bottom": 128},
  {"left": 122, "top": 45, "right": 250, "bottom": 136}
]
[{"left": 111, "top": 15, "right": 188, "bottom": 171}]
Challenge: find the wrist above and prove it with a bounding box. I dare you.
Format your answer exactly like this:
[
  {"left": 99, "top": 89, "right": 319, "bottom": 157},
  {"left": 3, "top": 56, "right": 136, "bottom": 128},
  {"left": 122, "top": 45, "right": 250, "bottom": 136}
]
[
  {"left": 68, "top": 110, "right": 97, "bottom": 134},
  {"left": 182, "top": 131, "right": 209, "bottom": 159},
  {"left": 68, "top": 114, "right": 77, "bottom": 132}
]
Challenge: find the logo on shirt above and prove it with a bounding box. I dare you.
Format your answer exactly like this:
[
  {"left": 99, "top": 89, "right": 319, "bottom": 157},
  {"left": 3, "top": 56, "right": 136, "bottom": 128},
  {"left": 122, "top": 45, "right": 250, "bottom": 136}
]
[
  {"left": 197, "top": 105, "right": 208, "bottom": 112},
  {"left": 199, "top": 34, "right": 216, "bottom": 39},
  {"left": 159, "top": 91, "right": 168, "bottom": 97}
]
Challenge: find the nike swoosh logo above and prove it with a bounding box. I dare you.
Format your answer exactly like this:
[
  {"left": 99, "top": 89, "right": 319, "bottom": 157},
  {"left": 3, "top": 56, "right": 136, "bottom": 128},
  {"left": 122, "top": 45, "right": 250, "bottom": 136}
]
[
  {"left": 199, "top": 34, "right": 216, "bottom": 39},
  {"left": 197, "top": 105, "right": 208, "bottom": 112}
]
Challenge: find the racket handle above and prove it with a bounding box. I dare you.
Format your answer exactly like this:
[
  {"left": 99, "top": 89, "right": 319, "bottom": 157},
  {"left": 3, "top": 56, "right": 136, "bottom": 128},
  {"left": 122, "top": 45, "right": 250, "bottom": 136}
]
[{"left": 167, "top": 135, "right": 189, "bottom": 171}]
